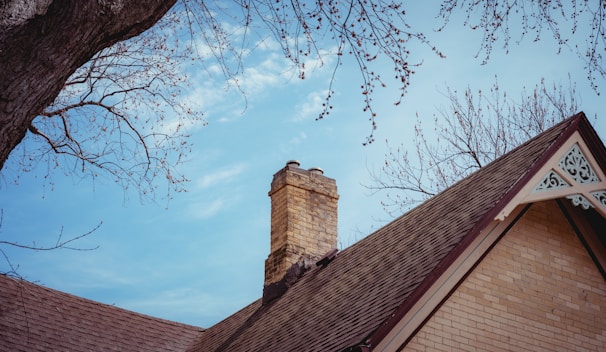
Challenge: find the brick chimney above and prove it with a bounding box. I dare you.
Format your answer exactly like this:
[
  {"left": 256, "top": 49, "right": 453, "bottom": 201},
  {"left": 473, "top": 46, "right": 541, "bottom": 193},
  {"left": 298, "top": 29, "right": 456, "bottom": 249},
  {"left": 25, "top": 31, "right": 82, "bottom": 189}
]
[{"left": 263, "top": 160, "right": 339, "bottom": 294}]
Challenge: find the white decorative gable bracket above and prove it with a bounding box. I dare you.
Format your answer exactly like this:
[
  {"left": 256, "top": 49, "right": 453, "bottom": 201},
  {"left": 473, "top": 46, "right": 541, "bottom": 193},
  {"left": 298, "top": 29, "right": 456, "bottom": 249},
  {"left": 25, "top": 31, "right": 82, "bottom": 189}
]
[{"left": 497, "top": 132, "right": 606, "bottom": 221}]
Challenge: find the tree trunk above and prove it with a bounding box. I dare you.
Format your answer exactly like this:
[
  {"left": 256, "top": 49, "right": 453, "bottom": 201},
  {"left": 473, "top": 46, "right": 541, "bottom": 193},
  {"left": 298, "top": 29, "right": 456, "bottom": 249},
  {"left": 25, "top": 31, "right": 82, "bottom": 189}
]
[{"left": 0, "top": 0, "right": 177, "bottom": 170}]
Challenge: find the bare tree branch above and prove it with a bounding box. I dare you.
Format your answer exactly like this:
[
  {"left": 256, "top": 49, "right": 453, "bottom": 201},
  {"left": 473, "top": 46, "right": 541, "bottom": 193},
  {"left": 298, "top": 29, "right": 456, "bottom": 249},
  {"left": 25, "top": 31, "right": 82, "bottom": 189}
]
[
  {"left": 438, "top": 0, "right": 606, "bottom": 93},
  {"left": 0, "top": 209, "right": 101, "bottom": 275},
  {"left": 367, "top": 77, "right": 581, "bottom": 216}
]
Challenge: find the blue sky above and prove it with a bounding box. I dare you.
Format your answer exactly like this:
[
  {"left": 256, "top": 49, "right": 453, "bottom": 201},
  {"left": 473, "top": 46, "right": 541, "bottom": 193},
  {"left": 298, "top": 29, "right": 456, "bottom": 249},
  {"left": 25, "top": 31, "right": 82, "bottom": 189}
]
[{"left": 1, "top": 3, "right": 605, "bottom": 327}]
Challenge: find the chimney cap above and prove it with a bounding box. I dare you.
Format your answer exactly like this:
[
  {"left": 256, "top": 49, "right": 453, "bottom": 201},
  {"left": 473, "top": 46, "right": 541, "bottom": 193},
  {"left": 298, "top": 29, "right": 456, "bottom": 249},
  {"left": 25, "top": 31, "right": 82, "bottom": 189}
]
[
  {"left": 308, "top": 167, "right": 324, "bottom": 175},
  {"left": 286, "top": 160, "right": 300, "bottom": 168}
]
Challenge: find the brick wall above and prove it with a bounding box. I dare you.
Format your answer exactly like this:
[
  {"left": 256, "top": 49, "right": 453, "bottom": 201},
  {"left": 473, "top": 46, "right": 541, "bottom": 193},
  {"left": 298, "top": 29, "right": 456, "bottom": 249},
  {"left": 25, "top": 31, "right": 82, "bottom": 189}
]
[
  {"left": 264, "top": 162, "right": 338, "bottom": 286},
  {"left": 406, "top": 200, "right": 606, "bottom": 351}
]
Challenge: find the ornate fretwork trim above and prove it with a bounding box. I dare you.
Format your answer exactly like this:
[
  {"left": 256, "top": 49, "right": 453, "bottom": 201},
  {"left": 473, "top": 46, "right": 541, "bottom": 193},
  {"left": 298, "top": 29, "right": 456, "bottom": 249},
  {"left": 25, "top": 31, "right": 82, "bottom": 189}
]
[
  {"left": 496, "top": 132, "right": 606, "bottom": 221},
  {"left": 592, "top": 191, "right": 606, "bottom": 207},
  {"left": 533, "top": 170, "right": 570, "bottom": 193},
  {"left": 566, "top": 194, "right": 594, "bottom": 210},
  {"left": 528, "top": 142, "right": 606, "bottom": 213},
  {"left": 558, "top": 144, "right": 600, "bottom": 184}
]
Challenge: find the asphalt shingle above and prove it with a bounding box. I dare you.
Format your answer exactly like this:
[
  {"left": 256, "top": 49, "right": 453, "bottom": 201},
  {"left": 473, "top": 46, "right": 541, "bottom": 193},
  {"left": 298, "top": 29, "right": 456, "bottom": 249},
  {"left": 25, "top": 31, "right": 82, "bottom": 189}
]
[{"left": 0, "top": 274, "right": 202, "bottom": 352}]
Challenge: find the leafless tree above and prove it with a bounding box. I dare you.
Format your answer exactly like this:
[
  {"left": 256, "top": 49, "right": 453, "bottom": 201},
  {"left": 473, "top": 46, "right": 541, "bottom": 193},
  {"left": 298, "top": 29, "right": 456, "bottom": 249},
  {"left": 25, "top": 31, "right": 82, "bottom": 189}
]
[
  {"left": 368, "top": 77, "right": 581, "bottom": 216},
  {"left": 9, "top": 13, "right": 201, "bottom": 196},
  {"left": 0, "top": 0, "right": 443, "bottom": 197},
  {"left": 1, "top": 0, "right": 605, "bottom": 200}
]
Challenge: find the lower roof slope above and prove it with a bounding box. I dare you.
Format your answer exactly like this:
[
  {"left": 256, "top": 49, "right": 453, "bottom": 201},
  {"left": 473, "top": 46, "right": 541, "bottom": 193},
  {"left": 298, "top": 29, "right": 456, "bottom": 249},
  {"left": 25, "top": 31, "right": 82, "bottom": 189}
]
[
  {"left": 0, "top": 274, "right": 203, "bottom": 352},
  {"left": 189, "top": 113, "right": 588, "bottom": 352}
]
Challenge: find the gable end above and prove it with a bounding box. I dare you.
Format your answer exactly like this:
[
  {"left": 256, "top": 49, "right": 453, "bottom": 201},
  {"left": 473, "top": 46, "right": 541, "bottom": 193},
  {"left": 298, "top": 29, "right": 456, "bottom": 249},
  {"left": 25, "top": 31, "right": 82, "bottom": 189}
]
[{"left": 498, "top": 116, "right": 606, "bottom": 220}]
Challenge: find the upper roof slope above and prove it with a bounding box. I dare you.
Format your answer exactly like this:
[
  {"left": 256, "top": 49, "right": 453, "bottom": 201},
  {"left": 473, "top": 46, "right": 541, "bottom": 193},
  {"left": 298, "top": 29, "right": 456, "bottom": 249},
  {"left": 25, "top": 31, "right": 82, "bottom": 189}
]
[
  {"left": 190, "top": 112, "right": 598, "bottom": 352},
  {"left": 0, "top": 274, "right": 203, "bottom": 352}
]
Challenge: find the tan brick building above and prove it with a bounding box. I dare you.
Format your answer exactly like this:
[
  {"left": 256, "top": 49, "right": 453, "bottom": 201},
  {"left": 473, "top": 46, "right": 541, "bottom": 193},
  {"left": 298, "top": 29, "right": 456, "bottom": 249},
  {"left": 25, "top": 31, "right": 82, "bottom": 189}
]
[
  {"left": 406, "top": 200, "right": 606, "bottom": 351},
  {"left": 2, "top": 112, "right": 606, "bottom": 351}
]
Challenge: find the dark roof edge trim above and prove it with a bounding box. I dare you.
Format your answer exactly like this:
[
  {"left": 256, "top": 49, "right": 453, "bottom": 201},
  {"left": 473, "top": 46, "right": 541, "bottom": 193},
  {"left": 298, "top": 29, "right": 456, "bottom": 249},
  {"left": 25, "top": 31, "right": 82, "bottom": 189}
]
[
  {"left": 578, "top": 113, "right": 606, "bottom": 173},
  {"left": 364, "top": 112, "right": 586, "bottom": 350}
]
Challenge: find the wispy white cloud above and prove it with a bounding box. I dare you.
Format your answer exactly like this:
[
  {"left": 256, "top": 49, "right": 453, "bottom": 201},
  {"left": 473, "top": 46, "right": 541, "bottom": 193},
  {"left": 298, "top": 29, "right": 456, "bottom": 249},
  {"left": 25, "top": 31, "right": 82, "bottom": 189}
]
[
  {"left": 293, "top": 90, "right": 329, "bottom": 121},
  {"left": 182, "top": 53, "right": 290, "bottom": 124},
  {"left": 189, "top": 198, "right": 227, "bottom": 219},
  {"left": 186, "top": 165, "right": 246, "bottom": 218},
  {"left": 180, "top": 32, "right": 339, "bottom": 125},
  {"left": 289, "top": 131, "right": 307, "bottom": 145},
  {"left": 182, "top": 77, "right": 228, "bottom": 113},
  {"left": 239, "top": 64, "right": 282, "bottom": 92},
  {"left": 195, "top": 163, "right": 247, "bottom": 189}
]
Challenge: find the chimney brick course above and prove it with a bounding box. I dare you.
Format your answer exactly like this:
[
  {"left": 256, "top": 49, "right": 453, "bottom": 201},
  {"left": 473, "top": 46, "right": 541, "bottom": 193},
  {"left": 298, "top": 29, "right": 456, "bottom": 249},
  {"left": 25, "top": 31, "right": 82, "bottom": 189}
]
[{"left": 264, "top": 162, "right": 338, "bottom": 287}]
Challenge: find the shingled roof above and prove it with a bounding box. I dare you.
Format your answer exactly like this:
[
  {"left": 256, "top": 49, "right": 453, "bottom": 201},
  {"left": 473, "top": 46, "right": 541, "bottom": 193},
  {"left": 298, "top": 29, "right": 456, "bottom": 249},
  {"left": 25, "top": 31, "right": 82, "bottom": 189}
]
[
  {"left": 188, "top": 112, "right": 604, "bottom": 351},
  {"left": 0, "top": 274, "right": 202, "bottom": 352}
]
